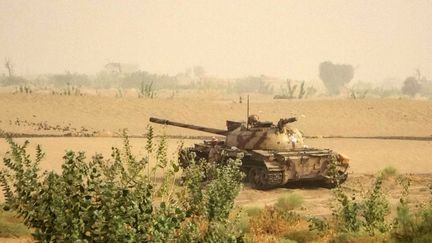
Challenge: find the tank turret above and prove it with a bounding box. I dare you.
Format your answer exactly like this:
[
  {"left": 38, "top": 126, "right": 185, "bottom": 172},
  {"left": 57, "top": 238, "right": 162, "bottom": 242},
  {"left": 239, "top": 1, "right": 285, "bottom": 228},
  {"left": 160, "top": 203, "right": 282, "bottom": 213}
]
[{"left": 149, "top": 116, "right": 304, "bottom": 150}]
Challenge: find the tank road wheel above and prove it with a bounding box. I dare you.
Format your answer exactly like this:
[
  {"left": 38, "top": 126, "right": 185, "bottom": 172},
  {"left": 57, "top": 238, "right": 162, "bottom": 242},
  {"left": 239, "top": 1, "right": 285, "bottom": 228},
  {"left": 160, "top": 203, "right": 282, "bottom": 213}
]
[
  {"left": 248, "top": 167, "right": 270, "bottom": 189},
  {"left": 248, "top": 168, "right": 264, "bottom": 188}
]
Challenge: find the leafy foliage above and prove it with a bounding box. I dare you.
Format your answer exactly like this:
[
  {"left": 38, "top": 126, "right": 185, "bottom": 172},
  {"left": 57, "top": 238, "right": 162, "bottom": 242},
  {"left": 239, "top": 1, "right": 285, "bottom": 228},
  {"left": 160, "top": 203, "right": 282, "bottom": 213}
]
[
  {"left": 391, "top": 176, "right": 432, "bottom": 242},
  {"left": 332, "top": 186, "right": 362, "bottom": 233},
  {"left": 333, "top": 173, "right": 390, "bottom": 235},
  {"left": 275, "top": 192, "right": 304, "bottom": 211},
  {"left": 308, "top": 170, "right": 391, "bottom": 241},
  {"left": 307, "top": 217, "right": 329, "bottom": 234},
  {"left": 177, "top": 154, "right": 246, "bottom": 242},
  {"left": 0, "top": 129, "right": 245, "bottom": 242},
  {"left": 361, "top": 174, "right": 390, "bottom": 234}
]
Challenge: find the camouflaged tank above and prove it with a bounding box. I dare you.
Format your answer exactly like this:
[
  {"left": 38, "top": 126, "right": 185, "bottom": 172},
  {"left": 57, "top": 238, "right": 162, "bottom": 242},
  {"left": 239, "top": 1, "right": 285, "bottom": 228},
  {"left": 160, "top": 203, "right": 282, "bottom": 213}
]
[{"left": 149, "top": 116, "right": 349, "bottom": 189}]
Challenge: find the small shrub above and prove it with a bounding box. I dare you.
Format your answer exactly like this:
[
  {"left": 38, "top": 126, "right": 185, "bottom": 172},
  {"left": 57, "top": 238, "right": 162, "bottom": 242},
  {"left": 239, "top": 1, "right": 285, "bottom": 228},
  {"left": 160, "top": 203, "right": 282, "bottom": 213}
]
[
  {"left": 332, "top": 187, "right": 362, "bottom": 233},
  {"left": 206, "top": 159, "right": 244, "bottom": 221},
  {"left": 305, "top": 158, "right": 397, "bottom": 240},
  {"left": 382, "top": 166, "right": 398, "bottom": 178},
  {"left": 50, "top": 83, "right": 83, "bottom": 96},
  {"left": 361, "top": 173, "right": 390, "bottom": 235},
  {"left": 244, "top": 206, "right": 262, "bottom": 217},
  {"left": 138, "top": 81, "right": 155, "bottom": 98},
  {"left": 14, "top": 84, "right": 32, "bottom": 94},
  {"left": 234, "top": 210, "right": 251, "bottom": 233},
  {"left": 275, "top": 192, "right": 304, "bottom": 211},
  {"left": 0, "top": 129, "right": 245, "bottom": 242},
  {"left": 391, "top": 175, "right": 432, "bottom": 242},
  {"left": 249, "top": 206, "right": 300, "bottom": 236},
  {"left": 307, "top": 216, "right": 329, "bottom": 234},
  {"left": 203, "top": 221, "right": 243, "bottom": 242}
]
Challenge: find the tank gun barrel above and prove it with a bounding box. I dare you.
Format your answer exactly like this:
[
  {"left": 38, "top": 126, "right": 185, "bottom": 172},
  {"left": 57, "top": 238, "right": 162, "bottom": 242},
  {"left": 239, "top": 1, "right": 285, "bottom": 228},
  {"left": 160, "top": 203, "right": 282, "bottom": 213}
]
[
  {"left": 149, "top": 117, "right": 228, "bottom": 136},
  {"left": 277, "top": 117, "right": 297, "bottom": 129}
]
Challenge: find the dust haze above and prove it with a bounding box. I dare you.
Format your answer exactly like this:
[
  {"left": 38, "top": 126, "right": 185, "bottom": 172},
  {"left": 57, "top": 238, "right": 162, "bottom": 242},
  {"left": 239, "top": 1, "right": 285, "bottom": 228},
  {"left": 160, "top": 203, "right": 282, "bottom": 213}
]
[
  {"left": 1, "top": 0, "right": 431, "bottom": 83},
  {"left": 1, "top": 2, "right": 432, "bottom": 242}
]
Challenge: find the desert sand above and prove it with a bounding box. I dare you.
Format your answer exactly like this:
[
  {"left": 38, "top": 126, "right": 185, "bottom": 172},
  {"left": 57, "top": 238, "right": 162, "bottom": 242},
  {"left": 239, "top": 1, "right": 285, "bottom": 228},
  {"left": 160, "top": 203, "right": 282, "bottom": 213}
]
[
  {"left": 0, "top": 94, "right": 431, "bottom": 217},
  {"left": 1, "top": 94, "right": 431, "bottom": 137}
]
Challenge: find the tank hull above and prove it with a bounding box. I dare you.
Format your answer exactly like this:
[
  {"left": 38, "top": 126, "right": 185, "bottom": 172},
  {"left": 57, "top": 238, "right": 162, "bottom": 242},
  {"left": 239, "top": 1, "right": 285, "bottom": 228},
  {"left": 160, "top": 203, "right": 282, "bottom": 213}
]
[{"left": 179, "top": 140, "right": 348, "bottom": 189}]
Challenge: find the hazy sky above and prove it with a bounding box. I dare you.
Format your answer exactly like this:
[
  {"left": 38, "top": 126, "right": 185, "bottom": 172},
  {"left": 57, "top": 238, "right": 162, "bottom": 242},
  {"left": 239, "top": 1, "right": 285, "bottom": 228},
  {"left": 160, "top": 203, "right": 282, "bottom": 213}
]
[{"left": 0, "top": 0, "right": 431, "bottom": 82}]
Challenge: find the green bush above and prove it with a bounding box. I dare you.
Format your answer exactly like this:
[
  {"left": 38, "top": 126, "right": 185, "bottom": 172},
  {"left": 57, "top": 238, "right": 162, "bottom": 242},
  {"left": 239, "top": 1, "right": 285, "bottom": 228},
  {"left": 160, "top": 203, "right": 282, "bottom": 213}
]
[
  {"left": 332, "top": 186, "right": 362, "bottom": 233},
  {"left": 382, "top": 166, "right": 398, "bottom": 178},
  {"left": 307, "top": 216, "right": 329, "bottom": 234},
  {"left": 305, "top": 173, "right": 432, "bottom": 242},
  {"left": 244, "top": 206, "right": 262, "bottom": 217},
  {"left": 0, "top": 129, "right": 245, "bottom": 242},
  {"left": 391, "top": 176, "right": 432, "bottom": 242},
  {"left": 275, "top": 192, "right": 304, "bottom": 211},
  {"left": 324, "top": 172, "right": 390, "bottom": 236},
  {"left": 361, "top": 173, "right": 390, "bottom": 234},
  {"left": 391, "top": 205, "right": 432, "bottom": 242}
]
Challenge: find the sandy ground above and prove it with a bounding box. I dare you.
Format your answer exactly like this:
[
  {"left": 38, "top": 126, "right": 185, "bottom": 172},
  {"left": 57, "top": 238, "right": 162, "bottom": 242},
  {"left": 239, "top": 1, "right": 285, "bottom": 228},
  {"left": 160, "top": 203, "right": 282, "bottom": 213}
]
[
  {"left": 1, "top": 94, "right": 431, "bottom": 137},
  {"left": 0, "top": 137, "right": 430, "bottom": 175},
  {"left": 0, "top": 94, "right": 431, "bottom": 220}
]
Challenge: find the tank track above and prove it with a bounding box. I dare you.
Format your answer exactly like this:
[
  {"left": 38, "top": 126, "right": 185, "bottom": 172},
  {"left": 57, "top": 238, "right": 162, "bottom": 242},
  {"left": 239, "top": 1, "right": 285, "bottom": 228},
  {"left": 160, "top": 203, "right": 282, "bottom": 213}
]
[
  {"left": 179, "top": 146, "right": 348, "bottom": 189},
  {"left": 247, "top": 167, "right": 284, "bottom": 189},
  {"left": 267, "top": 171, "right": 284, "bottom": 185}
]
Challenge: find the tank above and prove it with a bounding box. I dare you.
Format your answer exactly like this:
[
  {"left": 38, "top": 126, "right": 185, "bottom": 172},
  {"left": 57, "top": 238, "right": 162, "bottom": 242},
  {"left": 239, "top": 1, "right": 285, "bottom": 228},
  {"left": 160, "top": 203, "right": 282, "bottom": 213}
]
[{"left": 149, "top": 116, "right": 349, "bottom": 189}]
